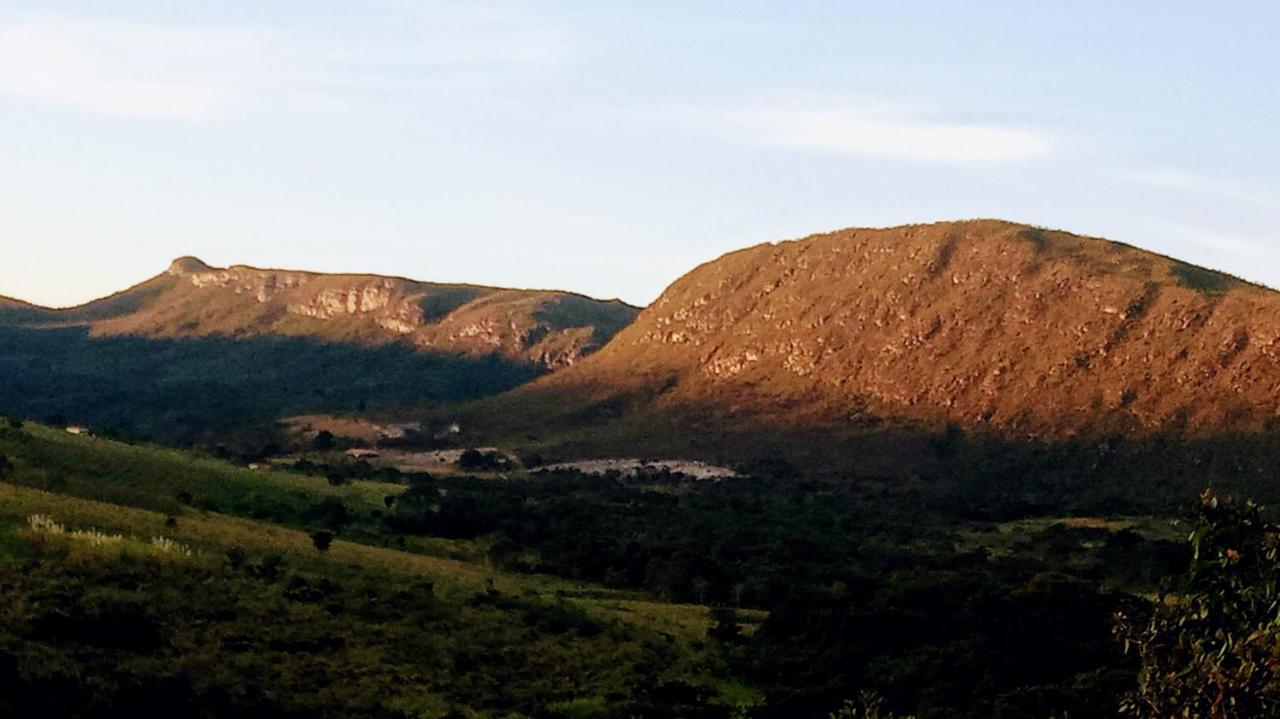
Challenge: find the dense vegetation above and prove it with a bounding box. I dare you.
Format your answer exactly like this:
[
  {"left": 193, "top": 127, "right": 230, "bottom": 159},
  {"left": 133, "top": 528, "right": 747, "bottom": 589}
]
[
  {"left": 1116, "top": 490, "right": 1280, "bottom": 717},
  {"left": 0, "top": 326, "right": 538, "bottom": 445},
  {"left": 0, "top": 427, "right": 745, "bottom": 718},
  {"left": 4, "top": 419, "right": 1279, "bottom": 717},
  {"left": 385, "top": 468, "right": 1189, "bottom": 717}
]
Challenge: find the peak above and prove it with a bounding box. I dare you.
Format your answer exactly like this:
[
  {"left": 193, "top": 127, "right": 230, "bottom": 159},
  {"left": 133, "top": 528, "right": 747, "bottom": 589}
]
[{"left": 167, "top": 256, "right": 214, "bottom": 276}]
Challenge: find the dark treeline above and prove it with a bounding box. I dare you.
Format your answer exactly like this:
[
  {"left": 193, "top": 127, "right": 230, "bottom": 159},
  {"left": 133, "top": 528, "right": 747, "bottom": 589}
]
[
  {"left": 0, "top": 326, "right": 538, "bottom": 445},
  {"left": 385, "top": 469, "right": 1191, "bottom": 717}
]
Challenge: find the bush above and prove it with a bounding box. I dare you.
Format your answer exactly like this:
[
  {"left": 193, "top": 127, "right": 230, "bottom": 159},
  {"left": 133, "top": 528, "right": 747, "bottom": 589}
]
[
  {"left": 310, "top": 530, "right": 334, "bottom": 553},
  {"left": 707, "top": 606, "right": 741, "bottom": 643},
  {"left": 1116, "top": 489, "right": 1280, "bottom": 717},
  {"left": 458, "top": 449, "right": 506, "bottom": 471},
  {"left": 312, "top": 430, "right": 335, "bottom": 451}
]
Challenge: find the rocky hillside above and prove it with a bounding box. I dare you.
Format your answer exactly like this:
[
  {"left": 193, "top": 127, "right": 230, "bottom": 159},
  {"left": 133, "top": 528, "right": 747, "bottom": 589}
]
[
  {"left": 9, "top": 258, "right": 638, "bottom": 370},
  {"left": 509, "top": 219, "right": 1280, "bottom": 440}
]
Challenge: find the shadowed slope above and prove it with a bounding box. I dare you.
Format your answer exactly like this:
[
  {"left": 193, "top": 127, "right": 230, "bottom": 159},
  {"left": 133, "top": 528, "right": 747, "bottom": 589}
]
[{"left": 0, "top": 260, "right": 638, "bottom": 443}]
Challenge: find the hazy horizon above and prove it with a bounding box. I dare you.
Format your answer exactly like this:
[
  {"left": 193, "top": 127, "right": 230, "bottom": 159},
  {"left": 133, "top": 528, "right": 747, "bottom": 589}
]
[{"left": 3, "top": 1, "right": 1278, "bottom": 307}]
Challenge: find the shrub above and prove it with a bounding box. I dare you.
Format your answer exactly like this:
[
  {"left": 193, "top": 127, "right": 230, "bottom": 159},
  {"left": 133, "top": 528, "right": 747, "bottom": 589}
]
[
  {"left": 310, "top": 530, "right": 334, "bottom": 553},
  {"left": 150, "top": 536, "right": 193, "bottom": 556},
  {"left": 1171, "top": 262, "right": 1233, "bottom": 296},
  {"left": 1116, "top": 489, "right": 1280, "bottom": 717},
  {"left": 457, "top": 449, "right": 506, "bottom": 471},
  {"left": 707, "top": 606, "right": 742, "bottom": 643},
  {"left": 28, "top": 514, "right": 65, "bottom": 534}
]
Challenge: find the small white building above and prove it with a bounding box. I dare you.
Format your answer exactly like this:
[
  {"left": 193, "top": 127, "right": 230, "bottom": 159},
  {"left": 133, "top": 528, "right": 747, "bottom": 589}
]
[
  {"left": 65, "top": 425, "right": 91, "bottom": 436},
  {"left": 346, "top": 448, "right": 380, "bottom": 459}
]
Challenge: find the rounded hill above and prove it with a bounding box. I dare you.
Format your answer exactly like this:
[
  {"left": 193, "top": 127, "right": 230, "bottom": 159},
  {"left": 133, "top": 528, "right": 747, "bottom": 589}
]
[{"left": 509, "top": 219, "right": 1279, "bottom": 441}]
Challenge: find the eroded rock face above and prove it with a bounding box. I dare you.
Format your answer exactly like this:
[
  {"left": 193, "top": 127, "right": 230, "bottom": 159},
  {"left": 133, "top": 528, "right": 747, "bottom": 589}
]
[
  {"left": 287, "top": 283, "right": 395, "bottom": 319},
  {"left": 182, "top": 266, "right": 312, "bottom": 304},
  {"left": 543, "top": 220, "right": 1280, "bottom": 438},
  {"left": 86, "top": 259, "right": 640, "bottom": 371}
]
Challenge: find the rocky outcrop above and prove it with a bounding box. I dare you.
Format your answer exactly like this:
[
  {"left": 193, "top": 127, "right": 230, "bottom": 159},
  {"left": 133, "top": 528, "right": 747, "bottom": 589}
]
[{"left": 11, "top": 258, "right": 639, "bottom": 372}]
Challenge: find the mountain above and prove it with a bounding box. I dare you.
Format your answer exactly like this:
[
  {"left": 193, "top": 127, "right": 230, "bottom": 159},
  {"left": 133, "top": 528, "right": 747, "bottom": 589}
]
[
  {"left": 457, "top": 220, "right": 1280, "bottom": 473},
  {"left": 0, "top": 295, "right": 52, "bottom": 323},
  {"left": 0, "top": 259, "right": 637, "bottom": 444},
  {"left": 6, "top": 257, "right": 638, "bottom": 370}
]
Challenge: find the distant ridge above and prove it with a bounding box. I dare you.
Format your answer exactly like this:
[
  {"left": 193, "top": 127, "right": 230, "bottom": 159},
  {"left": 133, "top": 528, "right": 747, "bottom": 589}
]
[{"left": 3, "top": 258, "right": 639, "bottom": 370}]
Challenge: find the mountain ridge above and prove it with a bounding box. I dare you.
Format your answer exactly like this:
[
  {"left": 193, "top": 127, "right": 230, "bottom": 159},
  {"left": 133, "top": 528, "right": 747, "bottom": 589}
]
[{"left": 3, "top": 257, "right": 640, "bottom": 370}]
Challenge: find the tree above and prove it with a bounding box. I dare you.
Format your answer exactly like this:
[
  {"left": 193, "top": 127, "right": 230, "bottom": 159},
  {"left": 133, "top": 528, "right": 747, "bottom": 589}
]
[
  {"left": 458, "top": 448, "right": 486, "bottom": 470},
  {"left": 0, "top": 453, "right": 10, "bottom": 477},
  {"left": 310, "top": 530, "right": 334, "bottom": 553},
  {"left": 312, "top": 430, "right": 335, "bottom": 451},
  {"left": 457, "top": 448, "right": 504, "bottom": 471},
  {"left": 1116, "top": 489, "right": 1280, "bottom": 718},
  {"left": 707, "top": 606, "right": 741, "bottom": 643},
  {"left": 691, "top": 576, "right": 710, "bottom": 604}
]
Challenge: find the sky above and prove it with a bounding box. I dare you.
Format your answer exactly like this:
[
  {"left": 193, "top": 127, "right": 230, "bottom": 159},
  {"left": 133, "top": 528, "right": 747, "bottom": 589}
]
[{"left": 1, "top": 1, "right": 1278, "bottom": 308}]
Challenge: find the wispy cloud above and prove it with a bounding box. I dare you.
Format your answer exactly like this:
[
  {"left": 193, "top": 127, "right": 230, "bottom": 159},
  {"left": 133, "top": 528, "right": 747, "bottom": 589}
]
[
  {"left": 721, "top": 100, "right": 1054, "bottom": 164},
  {"left": 0, "top": 8, "right": 570, "bottom": 120},
  {"left": 1115, "top": 166, "right": 1280, "bottom": 209},
  {"left": 0, "top": 20, "right": 256, "bottom": 118}
]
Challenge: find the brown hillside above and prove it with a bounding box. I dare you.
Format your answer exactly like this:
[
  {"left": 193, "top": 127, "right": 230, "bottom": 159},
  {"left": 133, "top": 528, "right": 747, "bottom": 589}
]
[
  {"left": 7, "top": 259, "right": 638, "bottom": 370},
  {"left": 0, "top": 295, "right": 53, "bottom": 323},
  {"left": 497, "top": 219, "right": 1280, "bottom": 442}
]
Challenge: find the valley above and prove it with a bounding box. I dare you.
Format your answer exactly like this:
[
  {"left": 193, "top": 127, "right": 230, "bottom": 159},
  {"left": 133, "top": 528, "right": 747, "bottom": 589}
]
[{"left": 4, "top": 220, "right": 1280, "bottom": 717}]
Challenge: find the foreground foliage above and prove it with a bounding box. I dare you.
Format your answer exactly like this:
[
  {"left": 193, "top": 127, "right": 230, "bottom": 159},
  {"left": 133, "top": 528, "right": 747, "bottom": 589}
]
[
  {"left": 8, "top": 418, "right": 1279, "bottom": 717},
  {"left": 0, "top": 498, "right": 741, "bottom": 718},
  {"left": 1116, "top": 490, "right": 1280, "bottom": 718}
]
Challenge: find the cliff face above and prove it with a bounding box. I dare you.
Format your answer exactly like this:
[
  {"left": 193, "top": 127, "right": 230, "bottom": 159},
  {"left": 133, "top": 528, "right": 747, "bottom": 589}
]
[
  {"left": 528, "top": 219, "right": 1280, "bottom": 438},
  {"left": 10, "top": 259, "right": 638, "bottom": 371}
]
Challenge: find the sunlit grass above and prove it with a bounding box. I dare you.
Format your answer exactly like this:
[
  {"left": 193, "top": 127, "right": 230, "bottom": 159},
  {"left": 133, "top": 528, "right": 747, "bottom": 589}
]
[{"left": 0, "top": 481, "right": 731, "bottom": 642}]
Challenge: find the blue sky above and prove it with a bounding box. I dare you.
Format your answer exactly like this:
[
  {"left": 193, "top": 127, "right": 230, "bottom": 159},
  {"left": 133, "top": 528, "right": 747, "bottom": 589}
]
[{"left": 2, "top": 1, "right": 1278, "bottom": 307}]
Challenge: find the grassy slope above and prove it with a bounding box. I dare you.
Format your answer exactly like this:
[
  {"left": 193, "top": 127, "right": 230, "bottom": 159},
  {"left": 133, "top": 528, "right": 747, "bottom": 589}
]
[
  {"left": 1, "top": 424, "right": 399, "bottom": 532},
  {"left": 0, "top": 480, "right": 742, "bottom": 634},
  {"left": 0, "top": 424, "right": 761, "bottom": 716}
]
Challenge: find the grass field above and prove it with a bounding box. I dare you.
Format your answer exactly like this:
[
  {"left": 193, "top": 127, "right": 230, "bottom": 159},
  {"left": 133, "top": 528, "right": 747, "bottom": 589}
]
[
  {"left": 0, "top": 424, "right": 401, "bottom": 535},
  {"left": 0, "top": 421, "right": 763, "bottom": 717}
]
